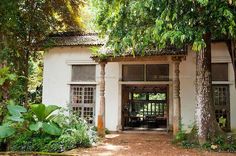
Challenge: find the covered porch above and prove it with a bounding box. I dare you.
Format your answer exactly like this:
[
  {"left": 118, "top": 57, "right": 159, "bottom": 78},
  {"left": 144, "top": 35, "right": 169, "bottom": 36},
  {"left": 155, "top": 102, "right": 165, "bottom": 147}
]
[{"left": 93, "top": 48, "right": 187, "bottom": 136}]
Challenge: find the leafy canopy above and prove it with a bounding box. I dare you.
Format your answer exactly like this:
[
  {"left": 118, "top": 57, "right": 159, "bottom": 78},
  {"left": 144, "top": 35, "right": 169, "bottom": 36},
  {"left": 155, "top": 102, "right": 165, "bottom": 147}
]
[
  {"left": 93, "top": 0, "right": 236, "bottom": 54},
  {"left": 0, "top": 0, "right": 85, "bottom": 103}
]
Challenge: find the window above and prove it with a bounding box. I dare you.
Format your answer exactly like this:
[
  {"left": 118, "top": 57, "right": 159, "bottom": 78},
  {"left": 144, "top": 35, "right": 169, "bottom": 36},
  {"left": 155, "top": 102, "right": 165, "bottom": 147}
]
[
  {"left": 71, "top": 85, "right": 96, "bottom": 124},
  {"left": 72, "top": 65, "right": 96, "bottom": 82},
  {"left": 146, "top": 64, "right": 169, "bottom": 81},
  {"left": 213, "top": 85, "right": 230, "bottom": 131},
  {"left": 70, "top": 64, "right": 96, "bottom": 124},
  {"left": 122, "top": 65, "right": 144, "bottom": 81},
  {"left": 122, "top": 64, "right": 169, "bottom": 81},
  {"left": 212, "top": 63, "right": 228, "bottom": 81}
]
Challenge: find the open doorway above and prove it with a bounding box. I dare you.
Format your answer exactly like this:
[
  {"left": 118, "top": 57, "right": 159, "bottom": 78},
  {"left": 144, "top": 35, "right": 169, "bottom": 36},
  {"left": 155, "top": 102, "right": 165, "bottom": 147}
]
[{"left": 122, "top": 85, "right": 169, "bottom": 131}]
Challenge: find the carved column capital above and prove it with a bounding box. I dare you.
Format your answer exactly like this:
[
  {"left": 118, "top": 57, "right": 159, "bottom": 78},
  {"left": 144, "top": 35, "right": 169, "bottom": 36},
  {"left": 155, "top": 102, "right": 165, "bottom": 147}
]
[{"left": 171, "top": 56, "right": 184, "bottom": 62}]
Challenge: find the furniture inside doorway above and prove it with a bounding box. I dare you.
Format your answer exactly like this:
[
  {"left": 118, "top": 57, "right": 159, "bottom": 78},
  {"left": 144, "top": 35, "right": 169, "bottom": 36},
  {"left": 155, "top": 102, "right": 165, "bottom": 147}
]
[{"left": 122, "top": 85, "right": 169, "bottom": 131}]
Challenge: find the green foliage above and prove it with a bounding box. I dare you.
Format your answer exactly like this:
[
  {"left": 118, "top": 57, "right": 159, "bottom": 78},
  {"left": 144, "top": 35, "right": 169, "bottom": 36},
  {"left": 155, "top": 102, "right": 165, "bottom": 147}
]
[
  {"left": 45, "top": 120, "right": 96, "bottom": 153},
  {"left": 202, "top": 135, "right": 236, "bottom": 152},
  {"left": 28, "top": 104, "right": 62, "bottom": 136},
  {"left": 30, "top": 104, "right": 60, "bottom": 121},
  {"left": 28, "top": 52, "right": 43, "bottom": 104},
  {"left": 10, "top": 132, "right": 54, "bottom": 152},
  {"left": 92, "top": 0, "right": 236, "bottom": 54},
  {"left": 41, "top": 122, "right": 62, "bottom": 136},
  {"left": 0, "top": 124, "right": 15, "bottom": 139},
  {"left": 0, "top": 0, "right": 85, "bottom": 105},
  {"left": 0, "top": 104, "right": 97, "bottom": 152},
  {"left": 173, "top": 123, "right": 236, "bottom": 152},
  {"left": 0, "top": 67, "right": 16, "bottom": 86},
  {"left": 0, "top": 103, "right": 62, "bottom": 139},
  {"left": 44, "top": 134, "right": 77, "bottom": 153},
  {"left": 7, "top": 104, "right": 27, "bottom": 122}
]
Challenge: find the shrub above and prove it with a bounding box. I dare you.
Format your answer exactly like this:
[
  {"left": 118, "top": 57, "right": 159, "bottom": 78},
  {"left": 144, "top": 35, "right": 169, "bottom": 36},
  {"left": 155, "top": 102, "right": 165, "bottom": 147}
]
[
  {"left": 44, "top": 134, "right": 77, "bottom": 153},
  {"left": 44, "top": 118, "right": 97, "bottom": 153},
  {"left": 9, "top": 132, "right": 54, "bottom": 152},
  {"left": 0, "top": 104, "right": 97, "bottom": 153}
]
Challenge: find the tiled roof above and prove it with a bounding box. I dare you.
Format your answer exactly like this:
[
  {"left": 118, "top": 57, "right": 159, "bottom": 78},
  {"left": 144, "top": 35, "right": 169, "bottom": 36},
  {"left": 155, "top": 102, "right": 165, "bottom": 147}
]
[
  {"left": 47, "top": 32, "right": 187, "bottom": 56},
  {"left": 47, "top": 32, "right": 104, "bottom": 46}
]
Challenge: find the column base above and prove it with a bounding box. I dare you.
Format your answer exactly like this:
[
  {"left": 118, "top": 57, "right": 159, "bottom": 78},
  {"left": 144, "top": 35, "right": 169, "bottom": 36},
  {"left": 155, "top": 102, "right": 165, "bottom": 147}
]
[{"left": 97, "top": 115, "right": 105, "bottom": 137}]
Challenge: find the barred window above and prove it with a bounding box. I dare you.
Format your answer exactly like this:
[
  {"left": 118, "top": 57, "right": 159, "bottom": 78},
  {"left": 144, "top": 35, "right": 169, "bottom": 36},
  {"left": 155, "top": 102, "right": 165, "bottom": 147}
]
[
  {"left": 72, "top": 65, "right": 96, "bottom": 82},
  {"left": 71, "top": 85, "right": 96, "bottom": 124}
]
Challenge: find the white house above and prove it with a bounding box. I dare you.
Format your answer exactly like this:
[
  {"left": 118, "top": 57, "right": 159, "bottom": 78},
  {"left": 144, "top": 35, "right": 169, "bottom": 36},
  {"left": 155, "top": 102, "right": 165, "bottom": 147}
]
[{"left": 42, "top": 33, "right": 236, "bottom": 134}]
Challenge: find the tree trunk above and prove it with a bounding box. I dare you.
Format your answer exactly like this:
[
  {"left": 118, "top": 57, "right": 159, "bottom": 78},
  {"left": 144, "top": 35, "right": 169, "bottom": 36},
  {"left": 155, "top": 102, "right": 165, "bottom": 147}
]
[{"left": 195, "top": 33, "right": 223, "bottom": 144}]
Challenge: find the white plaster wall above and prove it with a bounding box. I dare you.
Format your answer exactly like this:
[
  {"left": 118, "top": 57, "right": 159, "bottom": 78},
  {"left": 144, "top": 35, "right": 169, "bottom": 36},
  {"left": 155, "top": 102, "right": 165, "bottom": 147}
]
[
  {"left": 43, "top": 47, "right": 98, "bottom": 120},
  {"left": 179, "top": 50, "right": 196, "bottom": 129},
  {"left": 42, "top": 47, "right": 120, "bottom": 131},
  {"left": 104, "top": 63, "right": 120, "bottom": 131}
]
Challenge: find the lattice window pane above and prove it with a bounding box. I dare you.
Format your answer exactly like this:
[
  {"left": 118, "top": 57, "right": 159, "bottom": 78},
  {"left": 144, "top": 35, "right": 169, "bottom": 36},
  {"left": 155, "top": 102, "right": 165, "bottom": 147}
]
[
  {"left": 71, "top": 85, "right": 96, "bottom": 124},
  {"left": 146, "top": 64, "right": 169, "bottom": 81},
  {"left": 213, "top": 85, "right": 230, "bottom": 130},
  {"left": 72, "top": 106, "right": 82, "bottom": 116},
  {"left": 84, "top": 86, "right": 95, "bottom": 104},
  {"left": 83, "top": 107, "right": 94, "bottom": 124},
  {"left": 212, "top": 63, "right": 228, "bottom": 81},
  {"left": 71, "top": 86, "right": 83, "bottom": 105},
  {"left": 122, "top": 65, "right": 144, "bottom": 81},
  {"left": 72, "top": 65, "right": 96, "bottom": 82},
  {"left": 213, "top": 85, "right": 229, "bottom": 106}
]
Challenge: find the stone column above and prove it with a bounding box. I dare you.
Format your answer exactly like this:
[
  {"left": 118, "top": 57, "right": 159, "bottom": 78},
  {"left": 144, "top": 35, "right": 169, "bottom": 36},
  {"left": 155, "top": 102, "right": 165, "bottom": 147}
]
[
  {"left": 97, "top": 62, "right": 106, "bottom": 137},
  {"left": 172, "top": 57, "right": 181, "bottom": 135}
]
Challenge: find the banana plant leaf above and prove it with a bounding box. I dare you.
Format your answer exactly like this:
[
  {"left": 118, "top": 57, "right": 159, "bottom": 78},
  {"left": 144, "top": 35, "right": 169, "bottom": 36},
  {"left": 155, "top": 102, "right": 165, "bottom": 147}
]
[{"left": 30, "top": 104, "right": 60, "bottom": 121}]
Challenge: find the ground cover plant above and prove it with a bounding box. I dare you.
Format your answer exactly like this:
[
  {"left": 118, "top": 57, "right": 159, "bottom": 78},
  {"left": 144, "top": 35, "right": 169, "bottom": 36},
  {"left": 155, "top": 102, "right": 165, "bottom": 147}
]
[{"left": 173, "top": 124, "right": 236, "bottom": 153}]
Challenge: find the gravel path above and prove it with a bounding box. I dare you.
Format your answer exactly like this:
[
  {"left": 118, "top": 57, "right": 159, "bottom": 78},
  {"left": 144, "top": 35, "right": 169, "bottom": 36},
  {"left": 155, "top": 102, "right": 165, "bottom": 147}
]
[{"left": 65, "top": 132, "right": 236, "bottom": 156}]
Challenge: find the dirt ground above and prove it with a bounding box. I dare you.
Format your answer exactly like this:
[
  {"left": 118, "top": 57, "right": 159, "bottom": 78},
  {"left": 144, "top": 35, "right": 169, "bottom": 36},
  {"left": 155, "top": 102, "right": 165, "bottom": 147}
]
[{"left": 65, "top": 132, "right": 236, "bottom": 156}]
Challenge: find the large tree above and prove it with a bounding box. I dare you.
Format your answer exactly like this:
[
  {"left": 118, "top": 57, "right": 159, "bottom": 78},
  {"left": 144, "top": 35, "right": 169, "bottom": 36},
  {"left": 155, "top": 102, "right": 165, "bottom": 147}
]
[
  {"left": 0, "top": 0, "right": 84, "bottom": 105},
  {"left": 92, "top": 0, "right": 236, "bottom": 143}
]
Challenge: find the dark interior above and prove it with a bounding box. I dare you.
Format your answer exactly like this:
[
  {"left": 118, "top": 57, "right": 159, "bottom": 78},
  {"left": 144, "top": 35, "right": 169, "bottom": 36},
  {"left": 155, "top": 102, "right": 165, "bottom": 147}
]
[{"left": 122, "top": 85, "right": 168, "bottom": 130}]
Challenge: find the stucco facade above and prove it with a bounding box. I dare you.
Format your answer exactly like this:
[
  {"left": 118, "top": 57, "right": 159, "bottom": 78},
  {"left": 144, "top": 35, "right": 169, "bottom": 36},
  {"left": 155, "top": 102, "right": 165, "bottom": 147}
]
[{"left": 43, "top": 42, "right": 236, "bottom": 131}]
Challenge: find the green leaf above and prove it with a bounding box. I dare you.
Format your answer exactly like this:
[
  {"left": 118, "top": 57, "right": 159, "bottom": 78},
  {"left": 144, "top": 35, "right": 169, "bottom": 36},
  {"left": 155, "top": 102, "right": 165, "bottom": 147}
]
[
  {"left": 7, "top": 105, "right": 27, "bottom": 117},
  {"left": 44, "top": 105, "right": 60, "bottom": 120},
  {"left": 30, "top": 104, "right": 46, "bottom": 121},
  {"left": 29, "top": 122, "right": 43, "bottom": 131},
  {"left": 42, "top": 122, "right": 61, "bottom": 136},
  {"left": 7, "top": 116, "right": 24, "bottom": 122},
  {"left": 0, "top": 125, "right": 15, "bottom": 139}
]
